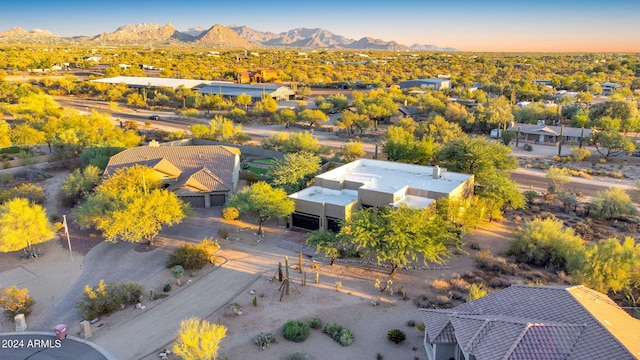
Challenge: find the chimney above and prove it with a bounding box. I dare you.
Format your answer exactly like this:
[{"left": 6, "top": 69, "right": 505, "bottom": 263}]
[{"left": 433, "top": 165, "right": 441, "bottom": 180}]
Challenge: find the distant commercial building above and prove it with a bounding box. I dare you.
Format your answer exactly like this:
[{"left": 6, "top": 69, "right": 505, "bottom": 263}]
[
  {"left": 288, "top": 159, "right": 474, "bottom": 231},
  {"left": 399, "top": 78, "right": 451, "bottom": 90},
  {"left": 196, "top": 83, "right": 295, "bottom": 102},
  {"left": 91, "top": 75, "right": 295, "bottom": 102}
]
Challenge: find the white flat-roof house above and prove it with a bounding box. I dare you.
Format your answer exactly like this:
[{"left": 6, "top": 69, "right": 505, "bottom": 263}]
[{"left": 288, "top": 159, "right": 474, "bottom": 231}]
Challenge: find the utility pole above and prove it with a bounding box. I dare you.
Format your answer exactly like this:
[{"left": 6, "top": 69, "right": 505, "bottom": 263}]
[{"left": 558, "top": 125, "right": 565, "bottom": 157}]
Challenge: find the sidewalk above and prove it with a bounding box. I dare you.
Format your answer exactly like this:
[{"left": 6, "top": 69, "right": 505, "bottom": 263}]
[{"left": 93, "top": 239, "right": 299, "bottom": 360}]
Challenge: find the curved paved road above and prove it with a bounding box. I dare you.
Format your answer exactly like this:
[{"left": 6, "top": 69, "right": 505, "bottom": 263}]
[
  {"left": 32, "top": 241, "right": 169, "bottom": 332},
  {"left": 0, "top": 332, "right": 113, "bottom": 360}
]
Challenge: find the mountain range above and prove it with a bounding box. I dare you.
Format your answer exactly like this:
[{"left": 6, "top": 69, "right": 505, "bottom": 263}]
[{"left": 0, "top": 22, "right": 458, "bottom": 51}]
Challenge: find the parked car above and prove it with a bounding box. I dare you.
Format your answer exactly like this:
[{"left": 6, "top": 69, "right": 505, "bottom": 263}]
[{"left": 149, "top": 114, "right": 160, "bottom": 120}]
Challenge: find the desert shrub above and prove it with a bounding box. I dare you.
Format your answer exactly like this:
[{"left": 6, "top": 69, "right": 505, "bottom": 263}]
[
  {"left": 450, "top": 290, "right": 464, "bottom": 300},
  {"left": 435, "top": 295, "right": 451, "bottom": 306},
  {"left": 0, "top": 183, "right": 46, "bottom": 205},
  {"left": 163, "top": 284, "right": 172, "bottom": 292},
  {"left": 255, "top": 332, "right": 276, "bottom": 350},
  {"left": 167, "top": 244, "right": 209, "bottom": 270},
  {"left": 467, "top": 283, "right": 488, "bottom": 302},
  {"left": 571, "top": 147, "right": 591, "bottom": 162},
  {"left": 416, "top": 322, "right": 425, "bottom": 331},
  {"left": 431, "top": 279, "right": 451, "bottom": 292},
  {"left": 489, "top": 277, "right": 512, "bottom": 289},
  {"left": 449, "top": 278, "right": 471, "bottom": 292},
  {"left": 222, "top": 206, "right": 240, "bottom": 221},
  {"left": 387, "top": 329, "right": 407, "bottom": 344},
  {"left": 323, "top": 322, "right": 354, "bottom": 346},
  {"left": 508, "top": 218, "right": 584, "bottom": 271},
  {"left": 406, "top": 320, "right": 416, "bottom": 327},
  {"left": 588, "top": 188, "right": 637, "bottom": 220},
  {"left": 198, "top": 237, "right": 220, "bottom": 263},
  {"left": 0, "top": 286, "right": 35, "bottom": 318},
  {"left": 76, "top": 280, "right": 123, "bottom": 320},
  {"left": 523, "top": 190, "right": 539, "bottom": 204},
  {"left": 116, "top": 282, "right": 144, "bottom": 304},
  {"left": 286, "top": 352, "right": 311, "bottom": 360},
  {"left": 309, "top": 317, "right": 322, "bottom": 329},
  {"left": 283, "top": 320, "right": 311, "bottom": 342},
  {"left": 473, "top": 250, "right": 517, "bottom": 275}
]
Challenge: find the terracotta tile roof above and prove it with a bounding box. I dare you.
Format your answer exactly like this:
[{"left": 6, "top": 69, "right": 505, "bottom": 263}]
[
  {"left": 104, "top": 145, "right": 238, "bottom": 194},
  {"left": 421, "top": 285, "right": 640, "bottom": 360}
]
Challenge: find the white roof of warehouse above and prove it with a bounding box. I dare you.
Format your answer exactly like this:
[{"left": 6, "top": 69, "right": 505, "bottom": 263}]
[{"left": 91, "top": 76, "right": 231, "bottom": 89}]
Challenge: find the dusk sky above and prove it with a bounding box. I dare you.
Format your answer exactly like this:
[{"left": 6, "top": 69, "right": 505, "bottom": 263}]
[{"left": 1, "top": 0, "right": 639, "bottom": 52}]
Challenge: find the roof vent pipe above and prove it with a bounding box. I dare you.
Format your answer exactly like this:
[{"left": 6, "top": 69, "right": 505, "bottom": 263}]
[{"left": 433, "top": 165, "right": 441, "bottom": 180}]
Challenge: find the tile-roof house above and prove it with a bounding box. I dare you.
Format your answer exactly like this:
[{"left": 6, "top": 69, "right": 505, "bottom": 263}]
[
  {"left": 420, "top": 285, "right": 640, "bottom": 360},
  {"left": 104, "top": 144, "right": 241, "bottom": 208}
]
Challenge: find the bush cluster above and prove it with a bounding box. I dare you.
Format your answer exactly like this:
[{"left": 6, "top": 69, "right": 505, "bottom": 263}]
[
  {"left": 282, "top": 320, "right": 310, "bottom": 342},
  {"left": 255, "top": 332, "right": 276, "bottom": 351},
  {"left": 473, "top": 250, "right": 517, "bottom": 275},
  {"left": 0, "top": 286, "right": 35, "bottom": 318},
  {"left": 323, "top": 322, "right": 354, "bottom": 346},
  {"left": 309, "top": 317, "right": 322, "bottom": 329},
  {"left": 222, "top": 206, "right": 240, "bottom": 221},
  {"left": 167, "top": 239, "right": 219, "bottom": 270},
  {"left": 286, "top": 352, "right": 311, "bottom": 360},
  {"left": 76, "top": 280, "right": 144, "bottom": 320}
]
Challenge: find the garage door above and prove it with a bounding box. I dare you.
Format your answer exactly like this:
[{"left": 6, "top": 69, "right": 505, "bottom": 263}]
[
  {"left": 209, "top": 194, "right": 226, "bottom": 206},
  {"left": 292, "top": 212, "right": 320, "bottom": 231},
  {"left": 181, "top": 195, "right": 205, "bottom": 208},
  {"left": 326, "top": 217, "right": 342, "bottom": 232}
]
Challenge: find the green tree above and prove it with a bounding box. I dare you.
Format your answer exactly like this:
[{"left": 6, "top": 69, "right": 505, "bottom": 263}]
[
  {"left": 0, "top": 198, "right": 55, "bottom": 253},
  {"left": 546, "top": 166, "right": 571, "bottom": 193},
  {"left": 274, "top": 108, "right": 297, "bottom": 127},
  {"left": 74, "top": 165, "right": 188, "bottom": 244},
  {"left": 340, "top": 205, "right": 460, "bottom": 276},
  {"left": 438, "top": 136, "right": 524, "bottom": 211},
  {"left": 236, "top": 93, "right": 252, "bottom": 109},
  {"left": 591, "top": 130, "right": 636, "bottom": 158},
  {"left": 326, "top": 94, "right": 349, "bottom": 111},
  {"left": 335, "top": 111, "right": 370, "bottom": 136},
  {"left": 172, "top": 317, "right": 227, "bottom": 360},
  {"left": 568, "top": 237, "right": 640, "bottom": 297},
  {"left": 254, "top": 96, "right": 278, "bottom": 114},
  {"left": 61, "top": 165, "right": 102, "bottom": 205},
  {"left": 227, "top": 182, "right": 295, "bottom": 235},
  {"left": 466, "top": 97, "right": 513, "bottom": 134},
  {"left": 305, "top": 230, "right": 342, "bottom": 265},
  {"left": 297, "top": 109, "right": 328, "bottom": 127},
  {"left": 0, "top": 120, "right": 11, "bottom": 148},
  {"left": 274, "top": 131, "right": 325, "bottom": 154},
  {"left": 588, "top": 187, "right": 637, "bottom": 220},
  {"left": 338, "top": 141, "right": 365, "bottom": 162},
  {"left": 508, "top": 217, "right": 584, "bottom": 270},
  {"left": 98, "top": 189, "right": 187, "bottom": 244},
  {"left": 270, "top": 151, "right": 320, "bottom": 193},
  {"left": 10, "top": 124, "right": 45, "bottom": 150},
  {"left": 383, "top": 126, "right": 438, "bottom": 165},
  {"left": 444, "top": 102, "right": 469, "bottom": 123}
]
